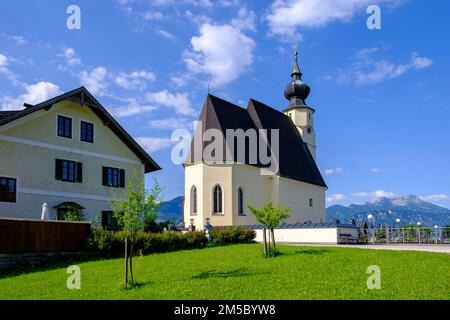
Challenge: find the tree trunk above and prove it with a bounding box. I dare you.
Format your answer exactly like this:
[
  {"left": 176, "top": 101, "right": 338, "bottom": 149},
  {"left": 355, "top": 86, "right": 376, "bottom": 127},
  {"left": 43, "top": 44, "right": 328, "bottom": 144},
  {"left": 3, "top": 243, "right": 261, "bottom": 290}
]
[
  {"left": 262, "top": 228, "right": 267, "bottom": 256},
  {"left": 129, "top": 238, "right": 134, "bottom": 285},
  {"left": 271, "top": 228, "right": 276, "bottom": 254},
  {"left": 267, "top": 228, "right": 272, "bottom": 255},
  {"left": 124, "top": 237, "right": 128, "bottom": 288}
]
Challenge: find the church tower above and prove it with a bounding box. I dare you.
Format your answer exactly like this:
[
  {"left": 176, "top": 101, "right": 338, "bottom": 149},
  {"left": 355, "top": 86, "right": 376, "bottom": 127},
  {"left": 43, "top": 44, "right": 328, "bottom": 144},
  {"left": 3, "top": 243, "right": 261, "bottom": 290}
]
[{"left": 283, "top": 49, "right": 317, "bottom": 161}]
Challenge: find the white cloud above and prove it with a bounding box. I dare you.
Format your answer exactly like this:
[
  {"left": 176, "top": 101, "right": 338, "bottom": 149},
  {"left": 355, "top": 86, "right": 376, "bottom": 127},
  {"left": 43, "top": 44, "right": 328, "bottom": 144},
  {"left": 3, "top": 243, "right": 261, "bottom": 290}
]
[
  {"left": 1, "top": 81, "right": 62, "bottom": 111},
  {"left": 148, "top": 117, "right": 192, "bottom": 129},
  {"left": 59, "top": 48, "right": 81, "bottom": 66},
  {"left": 142, "top": 11, "right": 165, "bottom": 20},
  {"left": 151, "top": 0, "right": 213, "bottom": 7},
  {"left": 353, "top": 189, "right": 397, "bottom": 199},
  {"left": 114, "top": 70, "right": 156, "bottom": 90},
  {"left": 79, "top": 67, "right": 109, "bottom": 96},
  {"left": 0, "top": 54, "right": 7, "bottom": 66},
  {"left": 0, "top": 33, "right": 28, "bottom": 45},
  {"left": 326, "top": 193, "right": 347, "bottom": 203},
  {"left": 157, "top": 29, "right": 175, "bottom": 40},
  {"left": 266, "top": 0, "right": 406, "bottom": 40},
  {"left": 0, "top": 53, "right": 25, "bottom": 88},
  {"left": 146, "top": 90, "right": 194, "bottom": 115},
  {"left": 109, "top": 98, "right": 158, "bottom": 118},
  {"left": 170, "top": 75, "right": 190, "bottom": 87},
  {"left": 335, "top": 48, "right": 432, "bottom": 85},
  {"left": 183, "top": 20, "right": 255, "bottom": 87},
  {"left": 219, "top": 0, "right": 240, "bottom": 7},
  {"left": 231, "top": 7, "right": 257, "bottom": 32},
  {"left": 10, "top": 36, "right": 27, "bottom": 45},
  {"left": 371, "top": 168, "right": 381, "bottom": 173},
  {"left": 419, "top": 194, "right": 450, "bottom": 202},
  {"left": 323, "top": 167, "right": 343, "bottom": 176},
  {"left": 135, "top": 136, "right": 174, "bottom": 153}
]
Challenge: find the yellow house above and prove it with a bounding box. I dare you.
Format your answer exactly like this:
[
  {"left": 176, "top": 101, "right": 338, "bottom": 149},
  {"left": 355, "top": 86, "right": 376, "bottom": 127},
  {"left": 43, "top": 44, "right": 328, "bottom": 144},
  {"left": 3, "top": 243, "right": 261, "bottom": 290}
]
[
  {"left": 0, "top": 87, "right": 160, "bottom": 226},
  {"left": 184, "top": 51, "right": 327, "bottom": 230}
]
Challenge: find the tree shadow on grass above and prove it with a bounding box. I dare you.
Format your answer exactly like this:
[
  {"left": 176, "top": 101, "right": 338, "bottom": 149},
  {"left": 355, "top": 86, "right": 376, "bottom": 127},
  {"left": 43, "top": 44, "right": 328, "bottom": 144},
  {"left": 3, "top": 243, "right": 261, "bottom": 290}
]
[
  {"left": 121, "top": 280, "right": 155, "bottom": 291},
  {"left": 277, "top": 249, "right": 330, "bottom": 257},
  {"left": 0, "top": 254, "right": 98, "bottom": 279},
  {"left": 192, "top": 268, "right": 260, "bottom": 279}
]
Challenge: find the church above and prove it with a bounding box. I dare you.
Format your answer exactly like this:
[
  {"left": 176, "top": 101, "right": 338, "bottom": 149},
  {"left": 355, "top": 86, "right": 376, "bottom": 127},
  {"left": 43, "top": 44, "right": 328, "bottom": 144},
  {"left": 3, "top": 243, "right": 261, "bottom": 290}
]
[{"left": 183, "top": 51, "right": 327, "bottom": 230}]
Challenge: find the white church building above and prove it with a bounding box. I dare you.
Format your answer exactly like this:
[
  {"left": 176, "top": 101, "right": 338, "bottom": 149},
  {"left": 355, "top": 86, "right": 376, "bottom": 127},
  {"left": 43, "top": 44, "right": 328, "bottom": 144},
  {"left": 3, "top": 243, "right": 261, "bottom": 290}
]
[{"left": 183, "top": 51, "right": 328, "bottom": 231}]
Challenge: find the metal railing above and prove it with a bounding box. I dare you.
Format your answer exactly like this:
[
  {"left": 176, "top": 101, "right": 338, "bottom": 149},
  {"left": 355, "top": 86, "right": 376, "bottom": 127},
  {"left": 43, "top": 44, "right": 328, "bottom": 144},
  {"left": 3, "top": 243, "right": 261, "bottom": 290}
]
[{"left": 361, "top": 226, "right": 450, "bottom": 245}]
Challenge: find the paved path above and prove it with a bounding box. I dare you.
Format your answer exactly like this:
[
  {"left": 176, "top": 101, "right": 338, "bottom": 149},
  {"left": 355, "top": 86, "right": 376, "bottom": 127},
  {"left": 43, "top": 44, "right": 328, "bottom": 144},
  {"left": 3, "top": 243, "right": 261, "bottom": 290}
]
[{"left": 288, "top": 243, "right": 450, "bottom": 254}]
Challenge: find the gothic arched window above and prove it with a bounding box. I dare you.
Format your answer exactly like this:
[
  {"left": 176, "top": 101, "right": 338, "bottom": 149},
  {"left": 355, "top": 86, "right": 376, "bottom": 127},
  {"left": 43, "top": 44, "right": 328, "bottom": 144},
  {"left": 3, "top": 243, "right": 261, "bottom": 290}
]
[
  {"left": 213, "top": 184, "right": 223, "bottom": 214},
  {"left": 190, "top": 185, "right": 197, "bottom": 215},
  {"left": 238, "top": 187, "right": 244, "bottom": 215}
]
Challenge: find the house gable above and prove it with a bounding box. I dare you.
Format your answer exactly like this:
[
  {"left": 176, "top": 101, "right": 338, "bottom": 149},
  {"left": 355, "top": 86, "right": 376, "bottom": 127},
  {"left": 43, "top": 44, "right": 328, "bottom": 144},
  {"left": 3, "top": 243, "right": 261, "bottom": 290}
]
[{"left": 0, "top": 87, "right": 160, "bottom": 173}]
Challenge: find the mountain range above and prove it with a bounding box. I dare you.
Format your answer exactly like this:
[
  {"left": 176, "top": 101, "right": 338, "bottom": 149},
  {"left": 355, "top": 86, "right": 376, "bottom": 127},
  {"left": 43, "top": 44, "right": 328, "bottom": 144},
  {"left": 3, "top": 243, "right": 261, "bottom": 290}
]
[
  {"left": 156, "top": 195, "right": 450, "bottom": 227},
  {"left": 156, "top": 196, "right": 184, "bottom": 224},
  {"left": 326, "top": 195, "right": 450, "bottom": 227}
]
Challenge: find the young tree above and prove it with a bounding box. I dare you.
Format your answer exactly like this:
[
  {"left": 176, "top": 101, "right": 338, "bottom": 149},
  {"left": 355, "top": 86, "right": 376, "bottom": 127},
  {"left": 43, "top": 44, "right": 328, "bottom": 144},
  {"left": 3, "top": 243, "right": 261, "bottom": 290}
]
[
  {"left": 247, "top": 201, "right": 290, "bottom": 257},
  {"left": 63, "top": 208, "right": 84, "bottom": 222},
  {"left": 111, "top": 176, "right": 163, "bottom": 287}
]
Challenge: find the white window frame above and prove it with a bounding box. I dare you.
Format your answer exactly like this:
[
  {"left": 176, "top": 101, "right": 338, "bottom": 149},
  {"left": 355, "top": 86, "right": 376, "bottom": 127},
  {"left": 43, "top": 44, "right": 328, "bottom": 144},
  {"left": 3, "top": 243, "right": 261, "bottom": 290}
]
[
  {"left": 0, "top": 175, "right": 19, "bottom": 204},
  {"left": 211, "top": 183, "right": 224, "bottom": 215},
  {"left": 190, "top": 185, "right": 198, "bottom": 216},
  {"left": 237, "top": 186, "right": 245, "bottom": 216},
  {"left": 56, "top": 113, "right": 74, "bottom": 140},
  {"left": 79, "top": 119, "right": 95, "bottom": 144}
]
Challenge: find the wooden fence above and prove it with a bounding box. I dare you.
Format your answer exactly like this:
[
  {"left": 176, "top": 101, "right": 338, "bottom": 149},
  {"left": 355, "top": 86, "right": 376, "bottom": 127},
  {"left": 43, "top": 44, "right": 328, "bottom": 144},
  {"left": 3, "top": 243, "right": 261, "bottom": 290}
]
[{"left": 0, "top": 218, "right": 91, "bottom": 253}]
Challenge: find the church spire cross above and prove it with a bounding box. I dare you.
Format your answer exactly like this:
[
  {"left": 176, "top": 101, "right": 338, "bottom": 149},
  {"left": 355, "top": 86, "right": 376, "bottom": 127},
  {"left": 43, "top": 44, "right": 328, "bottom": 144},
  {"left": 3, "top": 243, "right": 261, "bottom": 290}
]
[
  {"left": 291, "top": 45, "right": 302, "bottom": 78},
  {"left": 284, "top": 45, "right": 310, "bottom": 106}
]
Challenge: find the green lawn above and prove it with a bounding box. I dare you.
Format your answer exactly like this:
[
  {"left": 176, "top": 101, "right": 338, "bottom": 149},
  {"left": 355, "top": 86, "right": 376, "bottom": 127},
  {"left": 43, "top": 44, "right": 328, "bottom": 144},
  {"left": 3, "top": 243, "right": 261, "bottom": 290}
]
[{"left": 1, "top": 244, "right": 449, "bottom": 300}]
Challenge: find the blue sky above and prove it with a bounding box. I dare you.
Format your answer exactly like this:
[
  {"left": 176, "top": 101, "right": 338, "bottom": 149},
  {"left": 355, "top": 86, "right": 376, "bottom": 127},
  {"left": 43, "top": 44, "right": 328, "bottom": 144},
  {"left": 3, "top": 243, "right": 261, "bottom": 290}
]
[{"left": 1, "top": 0, "right": 449, "bottom": 208}]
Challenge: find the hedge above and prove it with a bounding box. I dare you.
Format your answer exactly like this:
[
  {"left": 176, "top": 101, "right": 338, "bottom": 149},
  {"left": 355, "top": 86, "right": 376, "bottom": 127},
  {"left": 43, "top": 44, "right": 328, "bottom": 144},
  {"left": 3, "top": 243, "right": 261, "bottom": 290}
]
[
  {"left": 87, "top": 229, "right": 207, "bottom": 257},
  {"left": 210, "top": 226, "right": 256, "bottom": 246},
  {"left": 87, "top": 226, "right": 256, "bottom": 257}
]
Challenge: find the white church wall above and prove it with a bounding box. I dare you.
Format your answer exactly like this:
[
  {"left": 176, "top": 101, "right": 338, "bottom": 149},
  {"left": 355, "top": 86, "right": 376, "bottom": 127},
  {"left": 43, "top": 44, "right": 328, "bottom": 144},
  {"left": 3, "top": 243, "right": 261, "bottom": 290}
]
[
  {"left": 184, "top": 162, "right": 326, "bottom": 230},
  {"left": 183, "top": 163, "right": 204, "bottom": 229},
  {"left": 254, "top": 228, "right": 338, "bottom": 244},
  {"left": 232, "top": 164, "right": 274, "bottom": 226},
  {"left": 277, "top": 177, "right": 326, "bottom": 224},
  {"left": 184, "top": 163, "right": 234, "bottom": 229},
  {"left": 203, "top": 163, "right": 233, "bottom": 227}
]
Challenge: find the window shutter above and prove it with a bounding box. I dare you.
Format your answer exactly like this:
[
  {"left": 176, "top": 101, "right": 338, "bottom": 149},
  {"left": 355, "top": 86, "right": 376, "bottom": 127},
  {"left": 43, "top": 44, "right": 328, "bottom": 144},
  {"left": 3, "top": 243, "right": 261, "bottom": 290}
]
[
  {"left": 76, "top": 162, "right": 83, "bottom": 182},
  {"left": 101, "top": 211, "right": 108, "bottom": 228},
  {"left": 55, "top": 159, "right": 62, "bottom": 180},
  {"left": 102, "top": 167, "right": 108, "bottom": 186},
  {"left": 119, "top": 169, "right": 125, "bottom": 188}
]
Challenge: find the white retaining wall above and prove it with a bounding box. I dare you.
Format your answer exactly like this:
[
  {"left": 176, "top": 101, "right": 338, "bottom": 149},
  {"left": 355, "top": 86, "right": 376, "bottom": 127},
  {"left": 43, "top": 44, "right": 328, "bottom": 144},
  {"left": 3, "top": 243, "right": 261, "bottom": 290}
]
[{"left": 254, "top": 227, "right": 359, "bottom": 244}]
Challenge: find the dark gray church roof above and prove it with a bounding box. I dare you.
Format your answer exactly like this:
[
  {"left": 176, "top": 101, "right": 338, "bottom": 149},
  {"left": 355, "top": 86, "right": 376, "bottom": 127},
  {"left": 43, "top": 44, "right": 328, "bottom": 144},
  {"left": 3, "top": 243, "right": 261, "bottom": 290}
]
[{"left": 185, "top": 94, "right": 327, "bottom": 188}]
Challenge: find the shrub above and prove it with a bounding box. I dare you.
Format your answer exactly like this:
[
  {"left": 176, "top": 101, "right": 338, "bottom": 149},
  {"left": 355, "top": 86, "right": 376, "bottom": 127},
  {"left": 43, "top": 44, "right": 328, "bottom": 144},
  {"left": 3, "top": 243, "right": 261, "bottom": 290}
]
[
  {"left": 210, "top": 226, "right": 256, "bottom": 246},
  {"left": 87, "top": 228, "right": 208, "bottom": 257},
  {"left": 87, "top": 226, "right": 255, "bottom": 258}
]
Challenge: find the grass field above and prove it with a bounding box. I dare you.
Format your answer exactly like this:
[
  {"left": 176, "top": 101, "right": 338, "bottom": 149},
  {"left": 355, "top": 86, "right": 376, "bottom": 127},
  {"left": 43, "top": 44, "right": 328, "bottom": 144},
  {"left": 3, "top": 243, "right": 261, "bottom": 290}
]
[{"left": 0, "top": 244, "right": 449, "bottom": 300}]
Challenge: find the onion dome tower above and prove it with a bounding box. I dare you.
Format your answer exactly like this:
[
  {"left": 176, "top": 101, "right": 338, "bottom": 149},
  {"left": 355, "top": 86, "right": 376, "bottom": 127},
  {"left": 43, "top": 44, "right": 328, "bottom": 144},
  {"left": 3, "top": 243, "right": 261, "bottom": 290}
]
[{"left": 283, "top": 48, "right": 317, "bottom": 161}]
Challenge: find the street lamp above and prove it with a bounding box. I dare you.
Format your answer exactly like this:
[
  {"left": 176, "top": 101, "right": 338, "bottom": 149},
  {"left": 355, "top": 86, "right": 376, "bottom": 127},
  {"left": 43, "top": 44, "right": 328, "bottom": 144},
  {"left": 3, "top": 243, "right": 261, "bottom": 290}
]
[
  {"left": 395, "top": 218, "right": 401, "bottom": 243},
  {"left": 417, "top": 221, "right": 421, "bottom": 244},
  {"left": 434, "top": 225, "right": 439, "bottom": 245},
  {"left": 368, "top": 214, "right": 374, "bottom": 245}
]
